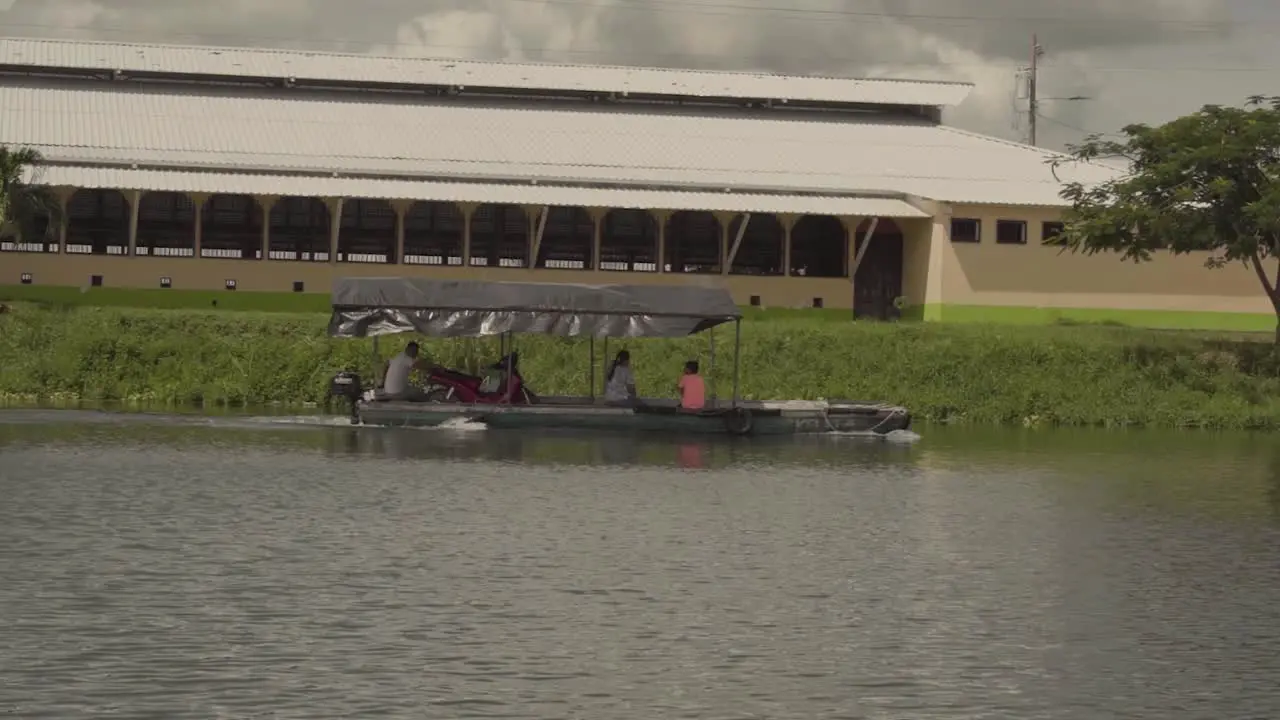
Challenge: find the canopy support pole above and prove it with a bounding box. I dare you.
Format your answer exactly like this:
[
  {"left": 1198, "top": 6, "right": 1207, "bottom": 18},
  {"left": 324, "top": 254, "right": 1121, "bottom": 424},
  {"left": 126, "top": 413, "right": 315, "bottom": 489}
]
[
  {"left": 724, "top": 213, "right": 751, "bottom": 274},
  {"left": 503, "top": 331, "right": 514, "bottom": 407},
  {"left": 601, "top": 337, "right": 609, "bottom": 399},
  {"left": 530, "top": 206, "right": 550, "bottom": 267},
  {"left": 708, "top": 327, "right": 717, "bottom": 408},
  {"left": 850, "top": 217, "right": 881, "bottom": 277},
  {"left": 731, "top": 319, "right": 741, "bottom": 408}
]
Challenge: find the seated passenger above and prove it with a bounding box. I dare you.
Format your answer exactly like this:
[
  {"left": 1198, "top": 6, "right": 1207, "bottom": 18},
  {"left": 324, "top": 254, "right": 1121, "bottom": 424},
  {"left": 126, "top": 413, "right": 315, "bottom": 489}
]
[
  {"left": 677, "top": 360, "right": 705, "bottom": 411},
  {"left": 603, "top": 350, "right": 637, "bottom": 406},
  {"left": 383, "top": 341, "right": 436, "bottom": 401}
]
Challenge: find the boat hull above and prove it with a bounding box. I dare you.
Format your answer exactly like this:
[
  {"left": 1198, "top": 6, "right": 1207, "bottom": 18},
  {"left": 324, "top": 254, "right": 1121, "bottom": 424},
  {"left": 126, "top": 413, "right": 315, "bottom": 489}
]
[{"left": 349, "top": 396, "right": 910, "bottom": 436}]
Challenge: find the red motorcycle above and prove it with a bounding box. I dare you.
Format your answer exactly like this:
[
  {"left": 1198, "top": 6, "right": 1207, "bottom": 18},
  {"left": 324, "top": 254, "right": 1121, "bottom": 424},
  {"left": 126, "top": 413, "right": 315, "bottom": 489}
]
[{"left": 424, "top": 353, "right": 536, "bottom": 405}]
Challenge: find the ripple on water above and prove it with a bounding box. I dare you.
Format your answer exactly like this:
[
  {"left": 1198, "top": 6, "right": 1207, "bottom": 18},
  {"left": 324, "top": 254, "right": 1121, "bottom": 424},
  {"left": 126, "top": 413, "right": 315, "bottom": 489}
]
[{"left": 0, "top": 420, "right": 1279, "bottom": 719}]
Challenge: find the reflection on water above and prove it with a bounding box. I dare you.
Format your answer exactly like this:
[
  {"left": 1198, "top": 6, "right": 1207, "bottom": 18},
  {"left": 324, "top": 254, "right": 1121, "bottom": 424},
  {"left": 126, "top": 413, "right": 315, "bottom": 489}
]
[{"left": 1, "top": 409, "right": 1279, "bottom": 719}]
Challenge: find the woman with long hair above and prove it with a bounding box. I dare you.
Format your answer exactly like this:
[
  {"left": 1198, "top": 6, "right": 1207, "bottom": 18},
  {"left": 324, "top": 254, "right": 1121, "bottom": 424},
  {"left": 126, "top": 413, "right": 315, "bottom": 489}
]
[{"left": 603, "top": 350, "right": 637, "bottom": 405}]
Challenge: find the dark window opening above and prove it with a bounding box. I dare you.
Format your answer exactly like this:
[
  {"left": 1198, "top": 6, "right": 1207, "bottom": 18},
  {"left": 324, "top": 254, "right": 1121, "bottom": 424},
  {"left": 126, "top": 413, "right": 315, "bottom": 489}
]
[
  {"left": 403, "top": 201, "right": 464, "bottom": 266},
  {"left": 469, "top": 204, "right": 529, "bottom": 268},
  {"left": 90, "top": 274, "right": 103, "bottom": 287},
  {"left": 812, "top": 297, "right": 824, "bottom": 308},
  {"left": 292, "top": 281, "right": 305, "bottom": 293},
  {"left": 665, "top": 211, "right": 721, "bottom": 274},
  {"left": 66, "top": 189, "right": 130, "bottom": 255},
  {"left": 951, "top": 218, "right": 981, "bottom": 243},
  {"left": 599, "top": 209, "right": 658, "bottom": 272},
  {"left": 136, "top": 192, "right": 195, "bottom": 257},
  {"left": 268, "top": 197, "right": 330, "bottom": 261},
  {"left": 728, "top": 213, "right": 785, "bottom": 276},
  {"left": 749, "top": 295, "right": 761, "bottom": 307},
  {"left": 996, "top": 219, "right": 1027, "bottom": 245},
  {"left": 1041, "top": 221, "right": 1064, "bottom": 243},
  {"left": 791, "top": 215, "right": 846, "bottom": 277},
  {"left": 536, "top": 206, "right": 594, "bottom": 270},
  {"left": 202, "top": 194, "right": 263, "bottom": 259},
  {"left": 338, "top": 198, "right": 396, "bottom": 263},
  {"left": 1, "top": 211, "right": 52, "bottom": 253}
]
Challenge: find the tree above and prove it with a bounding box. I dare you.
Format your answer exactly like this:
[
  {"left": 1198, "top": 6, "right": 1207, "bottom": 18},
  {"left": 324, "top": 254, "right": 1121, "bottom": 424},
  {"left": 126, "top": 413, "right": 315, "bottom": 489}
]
[
  {"left": 1049, "top": 96, "right": 1280, "bottom": 343},
  {"left": 0, "top": 145, "right": 62, "bottom": 246}
]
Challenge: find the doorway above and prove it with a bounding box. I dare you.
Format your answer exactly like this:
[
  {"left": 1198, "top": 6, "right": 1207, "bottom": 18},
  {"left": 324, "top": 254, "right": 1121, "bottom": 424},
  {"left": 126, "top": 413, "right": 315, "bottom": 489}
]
[{"left": 853, "top": 222, "right": 904, "bottom": 321}]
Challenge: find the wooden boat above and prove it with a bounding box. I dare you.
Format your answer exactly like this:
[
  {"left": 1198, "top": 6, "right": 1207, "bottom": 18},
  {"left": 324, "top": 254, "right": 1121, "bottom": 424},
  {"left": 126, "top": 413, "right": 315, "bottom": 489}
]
[{"left": 326, "top": 277, "right": 911, "bottom": 437}]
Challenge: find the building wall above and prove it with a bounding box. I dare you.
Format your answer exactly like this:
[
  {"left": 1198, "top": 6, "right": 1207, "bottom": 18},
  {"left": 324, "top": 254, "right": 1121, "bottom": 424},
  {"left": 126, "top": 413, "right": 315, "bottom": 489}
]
[
  {"left": 2, "top": 253, "right": 856, "bottom": 310},
  {"left": 923, "top": 204, "right": 1276, "bottom": 329}
]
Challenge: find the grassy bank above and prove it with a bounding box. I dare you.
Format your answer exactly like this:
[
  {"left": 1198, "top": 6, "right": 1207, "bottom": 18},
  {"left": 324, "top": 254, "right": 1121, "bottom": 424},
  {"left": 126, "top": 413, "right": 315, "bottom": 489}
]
[{"left": 2, "top": 304, "right": 1278, "bottom": 428}]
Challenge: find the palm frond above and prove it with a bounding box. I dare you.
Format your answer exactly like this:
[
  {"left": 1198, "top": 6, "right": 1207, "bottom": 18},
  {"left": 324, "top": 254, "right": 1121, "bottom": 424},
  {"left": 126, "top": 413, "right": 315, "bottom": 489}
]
[{"left": 0, "top": 145, "right": 61, "bottom": 243}]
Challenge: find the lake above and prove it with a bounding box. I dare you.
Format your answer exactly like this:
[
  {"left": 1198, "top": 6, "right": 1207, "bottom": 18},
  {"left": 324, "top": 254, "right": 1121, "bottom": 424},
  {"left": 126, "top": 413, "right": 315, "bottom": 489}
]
[{"left": 1, "top": 409, "right": 1278, "bottom": 719}]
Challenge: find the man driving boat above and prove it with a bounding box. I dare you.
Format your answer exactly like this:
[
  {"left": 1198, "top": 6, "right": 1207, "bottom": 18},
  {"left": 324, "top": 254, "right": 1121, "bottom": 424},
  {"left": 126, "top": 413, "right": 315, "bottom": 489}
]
[{"left": 383, "top": 341, "right": 439, "bottom": 401}]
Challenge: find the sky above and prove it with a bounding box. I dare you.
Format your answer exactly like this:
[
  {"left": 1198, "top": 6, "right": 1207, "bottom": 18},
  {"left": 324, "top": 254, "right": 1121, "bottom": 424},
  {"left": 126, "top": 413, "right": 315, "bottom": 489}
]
[{"left": 3, "top": 0, "right": 1279, "bottom": 151}]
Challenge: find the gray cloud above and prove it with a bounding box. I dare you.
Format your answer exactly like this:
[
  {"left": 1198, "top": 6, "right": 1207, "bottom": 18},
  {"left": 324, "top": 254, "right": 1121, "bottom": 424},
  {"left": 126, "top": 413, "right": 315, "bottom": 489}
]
[{"left": 1, "top": 0, "right": 1265, "bottom": 148}]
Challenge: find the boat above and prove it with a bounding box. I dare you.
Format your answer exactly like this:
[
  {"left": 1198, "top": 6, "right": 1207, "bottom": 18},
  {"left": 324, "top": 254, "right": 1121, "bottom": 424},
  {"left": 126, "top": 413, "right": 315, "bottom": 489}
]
[{"left": 326, "top": 277, "right": 912, "bottom": 437}]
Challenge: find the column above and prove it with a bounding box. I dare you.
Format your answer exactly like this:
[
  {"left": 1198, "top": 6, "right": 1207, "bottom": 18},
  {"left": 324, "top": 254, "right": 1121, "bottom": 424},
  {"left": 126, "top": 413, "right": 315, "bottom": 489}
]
[
  {"left": 55, "top": 189, "right": 70, "bottom": 254},
  {"left": 652, "top": 209, "right": 669, "bottom": 273},
  {"left": 524, "top": 204, "right": 543, "bottom": 269},
  {"left": 127, "top": 190, "right": 142, "bottom": 256},
  {"left": 779, "top": 213, "right": 797, "bottom": 276},
  {"left": 713, "top": 211, "right": 735, "bottom": 273},
  {"left": 189, "top": 193, "right": 208, "bottom": 259},
  {"left": 842, "top": 216, "right": 864, "bottom": 278},
  {"left": 459, "top": 203, "right": 476, "bottom": 267},
  {"left": 389, "top": 199, "right": 412, "bottom": 265},
  {"left": 257, "top": 195, "right": 277, "bottom": 260},
  {"left": 327, "top": 197, "right": 344, "bottom": 264},
  {"left": 588, "top": 207, "right": 606, "bottom": 270}
]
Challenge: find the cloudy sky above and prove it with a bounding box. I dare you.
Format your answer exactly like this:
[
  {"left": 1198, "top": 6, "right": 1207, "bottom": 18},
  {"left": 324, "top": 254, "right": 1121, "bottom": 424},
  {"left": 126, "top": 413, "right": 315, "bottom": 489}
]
[{"left": 3, "top": 0, "right": 1279, "bottom": 150}]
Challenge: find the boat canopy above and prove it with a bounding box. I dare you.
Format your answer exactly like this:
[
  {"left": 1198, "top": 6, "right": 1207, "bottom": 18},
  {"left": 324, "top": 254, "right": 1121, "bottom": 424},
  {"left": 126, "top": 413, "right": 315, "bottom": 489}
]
[{"left": 327, "top": 277, "right": 743, "bottom": 338}]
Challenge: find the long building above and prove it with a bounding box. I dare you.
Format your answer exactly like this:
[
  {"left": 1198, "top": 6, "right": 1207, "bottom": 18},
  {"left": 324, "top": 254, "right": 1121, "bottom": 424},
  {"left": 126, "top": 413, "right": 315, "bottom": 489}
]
[{"left": 0, "top": 37, "right": 1272, "bottom": 328}]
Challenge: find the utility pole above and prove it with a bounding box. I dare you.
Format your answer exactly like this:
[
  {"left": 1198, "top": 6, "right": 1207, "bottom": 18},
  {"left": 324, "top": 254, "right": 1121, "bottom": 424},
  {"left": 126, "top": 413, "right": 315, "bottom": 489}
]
[{"left": 1028, "top": 34, "right": 1043, "bottom": 146}]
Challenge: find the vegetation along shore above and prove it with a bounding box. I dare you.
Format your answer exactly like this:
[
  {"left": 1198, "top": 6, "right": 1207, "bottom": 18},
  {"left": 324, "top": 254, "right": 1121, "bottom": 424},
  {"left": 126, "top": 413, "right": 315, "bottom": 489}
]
[{"left": 1, "top": 295, "right": 1277, "bottom": 429}]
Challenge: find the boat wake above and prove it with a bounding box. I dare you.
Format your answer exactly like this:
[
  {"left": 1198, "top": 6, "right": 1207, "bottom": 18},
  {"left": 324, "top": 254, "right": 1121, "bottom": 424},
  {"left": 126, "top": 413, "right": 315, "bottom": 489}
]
[
  {"left": 435, "top": 417, "right": 488, "bottom": 432},
  {"left": 822, "top": 428, "right": 922, "bottom": 443}
]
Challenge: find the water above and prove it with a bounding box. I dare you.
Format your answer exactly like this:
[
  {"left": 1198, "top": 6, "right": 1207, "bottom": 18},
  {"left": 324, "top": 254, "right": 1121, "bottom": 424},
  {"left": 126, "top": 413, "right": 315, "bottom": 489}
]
[{"left": 1, "top": 410, "right": 1278, "bottom": 719}]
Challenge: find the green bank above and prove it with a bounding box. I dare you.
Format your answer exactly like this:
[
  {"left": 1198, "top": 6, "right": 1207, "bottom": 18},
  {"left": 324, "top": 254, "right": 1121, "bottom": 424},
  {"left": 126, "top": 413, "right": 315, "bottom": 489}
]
[{"left": 2, "top": 303, "right": 1278, "bottom": 429}]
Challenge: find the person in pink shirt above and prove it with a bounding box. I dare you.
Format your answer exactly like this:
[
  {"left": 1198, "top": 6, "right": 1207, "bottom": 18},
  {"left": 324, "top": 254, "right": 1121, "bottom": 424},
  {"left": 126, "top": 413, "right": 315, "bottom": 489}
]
[{"left": 677, "top": 360, "right": 705, "bottom": 411}]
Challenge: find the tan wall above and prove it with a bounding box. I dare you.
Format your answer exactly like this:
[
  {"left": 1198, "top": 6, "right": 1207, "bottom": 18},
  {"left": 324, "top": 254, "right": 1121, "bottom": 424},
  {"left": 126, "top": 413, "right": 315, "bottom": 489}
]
[
  {"left": 2, "top": 254, "right": 855, "bottom": 309},
  {"left": 939, "top": 204, "right": 1274, "bottom": 314}
]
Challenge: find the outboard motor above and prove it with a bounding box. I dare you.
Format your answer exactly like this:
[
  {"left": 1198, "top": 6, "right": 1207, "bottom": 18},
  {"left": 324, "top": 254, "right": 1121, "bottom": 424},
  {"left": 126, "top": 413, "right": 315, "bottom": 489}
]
[{"left": 329, "top": 371, "right": 362, "bottom": 424}]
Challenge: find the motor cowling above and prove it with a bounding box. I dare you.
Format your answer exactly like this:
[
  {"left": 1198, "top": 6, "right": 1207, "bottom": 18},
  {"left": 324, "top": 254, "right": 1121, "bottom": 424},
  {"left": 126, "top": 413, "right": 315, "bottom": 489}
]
[{"left": 329, "top": 371, "right": 362, "bottom": 401}]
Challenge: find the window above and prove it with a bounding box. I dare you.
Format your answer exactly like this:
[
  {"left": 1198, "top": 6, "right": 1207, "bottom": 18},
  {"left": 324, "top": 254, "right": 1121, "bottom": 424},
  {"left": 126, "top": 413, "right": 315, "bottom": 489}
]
[
  {"left": 160, "top": 277, "right": 171, "bottom": 288},
  {"left": 996, "top": 220, "right": 1027, "bottom": 245},
  {"left": 1041, "top": 222, "right": 1064, "bottom": 243},
  {"left": 950, "top": 218, "right": 980, "bottom": 243}
]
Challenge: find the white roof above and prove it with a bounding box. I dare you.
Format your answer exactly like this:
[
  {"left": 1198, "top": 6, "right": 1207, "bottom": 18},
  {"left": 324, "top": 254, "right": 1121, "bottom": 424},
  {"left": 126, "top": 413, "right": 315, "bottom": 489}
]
[
  {"left": 0, "top": 36, "right": 973, "bottom": 109},
  {"left": 27, "top": 165, "right": 929, "bottom": 218},
  {"left": 0, "top": 81, "right": 1120, "bottom": 207}
]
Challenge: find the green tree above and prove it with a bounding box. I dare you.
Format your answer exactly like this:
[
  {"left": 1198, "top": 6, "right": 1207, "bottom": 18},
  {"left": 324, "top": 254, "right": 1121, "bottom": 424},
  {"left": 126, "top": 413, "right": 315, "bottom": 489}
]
[
  {"left": 0, "top": 145, "right": 62, "bottom": 247},
  {"left": 1050, "top": 96, "right": 1280, "bottom": 342}
]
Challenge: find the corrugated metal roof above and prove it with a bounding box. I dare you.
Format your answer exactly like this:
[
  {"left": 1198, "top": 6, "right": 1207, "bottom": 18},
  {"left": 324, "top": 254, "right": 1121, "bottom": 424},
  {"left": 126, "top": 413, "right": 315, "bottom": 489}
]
[
  {"left": 0, "top": 82, "right": 1120, "bottom": 207},
  {"left": 0, "top": 37, "right": 973, "bottom": 108},
  {"left": 28, "top": 165, "right": 928, "bottom": 218}
]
